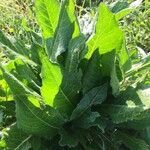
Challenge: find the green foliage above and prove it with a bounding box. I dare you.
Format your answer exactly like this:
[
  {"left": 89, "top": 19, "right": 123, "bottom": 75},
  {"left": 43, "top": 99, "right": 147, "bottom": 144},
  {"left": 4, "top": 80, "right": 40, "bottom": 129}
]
[
  {"left": 124, "top": 0, "right": 150, "bottom": 53},
  {"left": 0, "top": 0, "right": 150, "bottom": 149},
  {"left": 0, "top": 0, "right": 37, "bottom": 44}
]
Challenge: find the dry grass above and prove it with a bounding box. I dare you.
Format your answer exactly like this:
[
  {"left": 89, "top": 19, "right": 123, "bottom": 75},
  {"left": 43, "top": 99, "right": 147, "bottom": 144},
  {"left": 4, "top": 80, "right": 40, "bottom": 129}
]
[{"left": 0, "top": 0, "right": 35, "bottom": 36}]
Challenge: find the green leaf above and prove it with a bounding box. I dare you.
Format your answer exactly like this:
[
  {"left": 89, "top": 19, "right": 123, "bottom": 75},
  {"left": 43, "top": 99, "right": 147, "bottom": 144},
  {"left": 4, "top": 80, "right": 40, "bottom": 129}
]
[
  {"left": 0, "top": 110, "right": 3, "bottom": 123},
  {"left": 0, "top": 30, "right": 17, "bottom": 54},
  {"left": 111, "top": 0, "right": 129, "bottom": 13},
  {"left": 110, "top": 61, "right": 120, "bottom": 96},
  {"left": 0, "top": 139, "right": 6, "bottom": 149},
  {"left": 115, "top": 8, "right": 132, "bottom": 21},
  {"left": 82, "top": 50, "right": 103, "bottom": 94},
  {"left": 86, "top": 3, "right": 123, "bottom": 59},
  {"left": 59, "top": 128, "right": 79, "bottom": 148},
  {"left": 0, "top": 30, "right": 37, "bottom": 67},
  {"left": 101, "top": 50, "right": 120, "bottom": 96},
  {"left": 5, "top": 124, "right": 32, "bottom": 150},
  {"left": 35, "top": 0, "right": 60, "bottom": 38},
  {"left": 48, "top": 0, "right": 76, "bottom": 63},
  {"left": 99, "top": 86, "right": 150, "bottom": 123},
  {"left": 31, "top": 32, "right": 43, "bottom": 46},
  {"left": 40, "top": 54, "right": 74, "bottom": 119},
  {"left": 71, "top": 84, "right": 107, "bottom": 120},
  {"left": 65, "top": 35, "right": 86, "bottom": 73},
  {"left": 3, "top": 58, "right": 40, "bottom": 93},
  {"left": 114, "top": 131, "right": 149, "bottom": 150},
  {"left": 43, "top": 36, "right": 85, "bottom": 118},
  {"left": 1, "top": 67, "right": 65, "bottom": 136},
  {"left": 74, "top": 109, "right": 100, "bottom": 129},
  {"left": 121, "top": 116, "right": 150, "bottom": 130},
  {"left": 60, "top": 36, "right": 85, "bottom": 106},
  {"left": 0, "top": 30, "right": 29, "bottom": 57},
  {"left": 118, "top": 39, "right": 132, "bottom": 73},
  {"left": 41, "top": 56, "right": 62, "bottom": 106},
  {"left": 142, "top": 127, "right": 150, "bottom": 146},
  {"left": 0, "top": 88, "right": 6, "bottom": 97},
  {"left": 30, "top": 43, "right": 43, "bottom": 65}
]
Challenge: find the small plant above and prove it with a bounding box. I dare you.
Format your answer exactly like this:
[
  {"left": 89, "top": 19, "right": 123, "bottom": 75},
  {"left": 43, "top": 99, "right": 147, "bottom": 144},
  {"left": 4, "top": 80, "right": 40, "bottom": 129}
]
[{"left": 0, "top": 0, "right": 150, "bottom": 149}]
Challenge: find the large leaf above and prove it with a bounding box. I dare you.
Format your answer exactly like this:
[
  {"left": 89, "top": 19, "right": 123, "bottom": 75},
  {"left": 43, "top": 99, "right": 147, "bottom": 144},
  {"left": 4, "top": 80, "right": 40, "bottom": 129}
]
[
  {"left": 41, "top": 56, "right": 62, "bottom": 106},
  {"left": 40, "top": 55, "right": 74, "bottom": 119},
  {"left": 5, "top": 124, "right": 32, "bottom": 150},
  {"left": 30, "top": 43, "right": 44, "bottom": 65},
  {"left": 98, "top": 86, "right": 150, "bottom": 124},
  {"left": 118, "top": 39, "right": 132, "bottom": 73},
  {"left": 121, "top": 116, "right": 150, "bottom": 130},
  {"left": 101, "top": 50, "right": 120, "bottom": 96},
  {"left": 86, "top": 3, "right": 123, "bottom": 59},
  {"left": 3, "top": 58, "right": 40, "bottom": 93},
  {"left": 53, "top": 36, "right": 86, "bottom": 118},
  {"left": 0, "top": 30, "right": 32, "bottom": 59},
  {"left": 71, "top": 84, "right": 107, "bottom": 120},
  {"left": 35, "top": 0, "right": 60, "bottom": 38},
  {"left": 114, "top": 131, "right": 149, "bottom": 150},
  {"left": 142, "top": 128, "right": 150, "bottom": 146},
  {"left": 74, "top": 109, "right": 101, "bottom": 129},
  {"left": 82, "top": 50, "right": 103, "bottom": 94},
  {"left": 48, "top": 0, "right": 76, "bottom": 63},
  {"left": 41, "top": 36, "right": 86, "bottom": 118},
  {"left": 61, "top": 36, "right": 85, "bottom": 105},
  {"left": 1, "top": 67, "right": 65, "bottom": 136},
  {"left": 59, "top": 128, "right": 79, "bottom": 148},
  {"left": 0, "top": 30, "right": 37, "bottom": 67},
  {"left": 0, "top": 30, "right": 18, "bottom": 55}
]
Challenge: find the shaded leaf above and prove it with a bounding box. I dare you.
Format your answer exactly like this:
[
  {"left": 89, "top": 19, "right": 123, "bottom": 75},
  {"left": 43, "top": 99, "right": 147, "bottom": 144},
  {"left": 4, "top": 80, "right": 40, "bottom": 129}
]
[
  {"left": 59, "top": 128, "right": 80, "bottom": 148},
  {"left": 71, "top": 84, "right": 107, "bottom": 120},
  {"left": 114, "top": 131, "right": 149, "bottom": 150},
  {"left": 49, "top": 0, "right": 76, "bottom": 63},
  {"left": 5, "top": 124, "right": 32, "bottom": 150},
  {"left": 82, "top": 50, "right": 103, "bottom": 94},
  {"left": 75, "top": 109, "right": 100, "bottom": 129},
  {"left": 99, "top": 86, "right": 150, "bottom": 123},
  {"left": 1, "top": 67, "right": 65, "bottom": 136}
]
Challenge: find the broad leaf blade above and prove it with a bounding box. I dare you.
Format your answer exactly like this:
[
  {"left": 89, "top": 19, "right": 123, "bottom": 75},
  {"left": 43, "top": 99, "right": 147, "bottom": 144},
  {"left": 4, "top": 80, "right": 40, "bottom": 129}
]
[
  {"left": 71, "top": 84, "right": 107, "bottom": 120},
  {"left": 101, "top": 50, "right": 120, "bottom": 96},
  {"left": 0, "top": 30, "right": 29, "bottom": 58},
  {"left": 61, "top": 35, "right": 85, "bottom": 105},
  {"left": 59, "top": 128, "right": 79, "bottom": 148},
  {"left": 35, "top": 0, "right": 60, "bottom": 38},
  {"left": 98, "top": 86, "right": 150, "bottom": 123},
  {"left": 114, "top": 131, "right": 149, "bottom": 150},
  {"left": 1, "top": 67, "right": 64, "bottom": 136},
  {"left": 74, "top": 109, "right": 100, "bottom": 129},
  {"left": 41, "top": 56, "right": 62, "bottom": 106},
  {"left": 40, "top": 54, "right": 73, "bottom": 119},
  {"left": 6, "top": 124, "right": 32, "bottom": 150},
  {"left": 42, "top": 36, "right": 85, "bottom": 118},
  {"left": 82, "top": 50, "right": 103, "bottom": 94},
  {"left": 48, "top": 0, "right": 76, "bottom": 63},
  {"left": 86, "top": 3, "right": 123, "bottom": 59}
]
